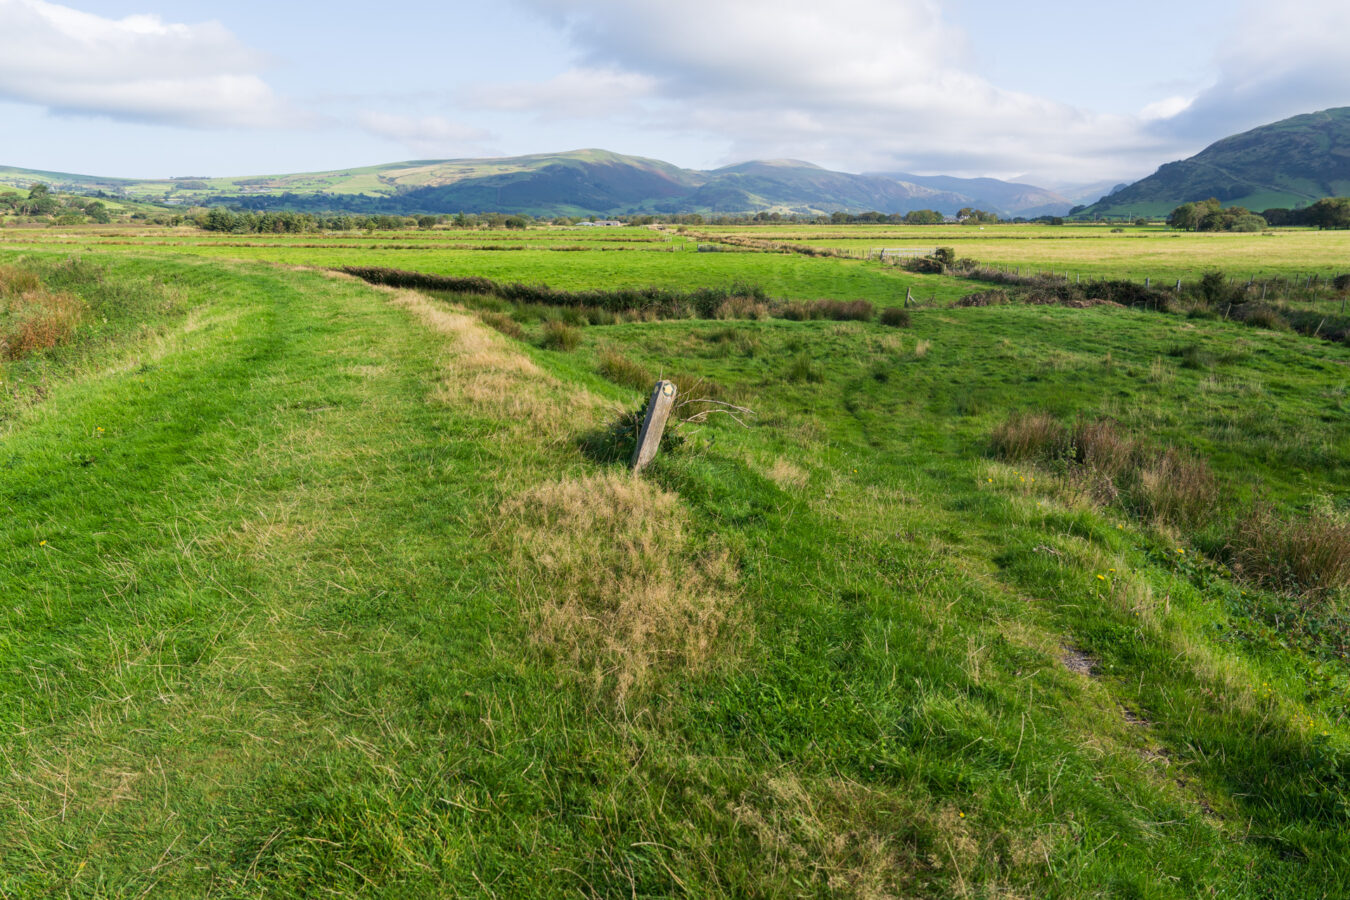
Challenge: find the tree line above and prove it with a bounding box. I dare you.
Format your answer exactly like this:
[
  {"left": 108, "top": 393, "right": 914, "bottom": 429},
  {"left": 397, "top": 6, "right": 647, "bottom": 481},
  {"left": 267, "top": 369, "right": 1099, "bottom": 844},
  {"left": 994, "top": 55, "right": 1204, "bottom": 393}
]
[
  {"left": 1168, "top": 196, "right": 1350, "bottom": 231},
  {"left": 0, "top": 183, "right": 111, "bottom": 223}
]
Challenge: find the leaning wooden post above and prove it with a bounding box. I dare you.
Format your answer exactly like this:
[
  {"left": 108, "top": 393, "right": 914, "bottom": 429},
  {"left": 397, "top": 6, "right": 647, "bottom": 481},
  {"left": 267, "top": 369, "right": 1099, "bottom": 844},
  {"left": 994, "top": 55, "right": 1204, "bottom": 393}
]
[
  {"left": 631, "top": 381, "right": 677, "bottom": 472},
  {"left": 905, "top": 287, "right": 913, "bottom": 307}
]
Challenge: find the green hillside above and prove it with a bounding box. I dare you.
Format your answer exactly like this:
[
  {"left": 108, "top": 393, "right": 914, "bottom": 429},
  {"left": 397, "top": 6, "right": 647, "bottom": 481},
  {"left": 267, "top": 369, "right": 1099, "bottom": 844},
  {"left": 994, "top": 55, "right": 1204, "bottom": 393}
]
[{"left": 1081, "top": 107, "right": 1350, "bottom": 217}]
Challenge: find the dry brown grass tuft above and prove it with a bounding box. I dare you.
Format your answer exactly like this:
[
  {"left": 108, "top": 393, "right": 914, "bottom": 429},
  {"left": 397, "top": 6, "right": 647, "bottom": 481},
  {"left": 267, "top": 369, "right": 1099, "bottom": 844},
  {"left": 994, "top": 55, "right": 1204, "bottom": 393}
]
[
  {"left": 990, "top": 412, "right": 1067, "bottom": 462},
  {"left": 0, "top": 274, "right": 87, "bottom": 359},
  {"left": 766, "top": 458, "right": 809, "bottom": 490},
  {"left": 1071, "top": 418, "right": 1137, "bottom": 480},
  {"left": 715, "top": 295, "right": 769, "bottom": 320},
  {"left": 499, "top": 472, "right": 739, "bottom": 699},
  {"left": 385, "top": 288, "right": 601, "bottom": 432},
  {"left": 1133, "top": 447, "right": 1219, "bottom": 528},
  {"left": 596, "top": 348, "right": 652, "bottom": 391},
  {"left": 730, "top": 773, "right": 1050, "bottom": 899},
  {"left": 540, "top": 319, "right": 581, "bottom": 351},
  {"left": 478, "top": 310, "right": 523, "bottom": 339},
  {"left": 0, "top": 264, "right": 42, "bottom": 296},
  {"left": 731, "top": 774, "right": 913, "bottom": 899},
  {"left": 1228, "top": 506, "right": 1350, "bottom": 597}
]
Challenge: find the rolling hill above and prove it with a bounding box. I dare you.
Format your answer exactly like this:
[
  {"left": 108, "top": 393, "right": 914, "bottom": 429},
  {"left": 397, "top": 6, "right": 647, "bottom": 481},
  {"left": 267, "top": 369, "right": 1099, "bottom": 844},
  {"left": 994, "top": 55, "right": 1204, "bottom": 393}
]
[
  {"left": 0, "top": 151, "right": 1075, "bottom": 219},
  {"left": 1080, "top": 107, "right": 1350, "bottom": 218}
]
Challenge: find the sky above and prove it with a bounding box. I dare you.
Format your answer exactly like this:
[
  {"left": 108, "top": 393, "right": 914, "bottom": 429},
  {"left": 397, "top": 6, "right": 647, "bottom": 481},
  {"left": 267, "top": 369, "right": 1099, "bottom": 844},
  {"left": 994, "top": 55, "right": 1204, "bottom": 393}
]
[{"left": 1, "top": 0, "right": 1348, "bottom": 188}]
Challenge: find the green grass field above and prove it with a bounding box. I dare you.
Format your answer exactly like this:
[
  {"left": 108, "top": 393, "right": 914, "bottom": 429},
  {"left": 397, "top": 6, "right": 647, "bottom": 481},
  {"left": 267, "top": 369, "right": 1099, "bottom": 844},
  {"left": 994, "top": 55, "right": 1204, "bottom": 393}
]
[{"left": 0, "top": 226, "right": 1347, "bottom": 897}]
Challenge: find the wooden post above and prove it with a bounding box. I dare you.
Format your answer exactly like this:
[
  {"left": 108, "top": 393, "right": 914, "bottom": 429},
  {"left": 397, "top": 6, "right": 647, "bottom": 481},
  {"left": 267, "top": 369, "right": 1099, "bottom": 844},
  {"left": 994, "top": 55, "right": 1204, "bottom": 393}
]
[
  {"left": 631, "top": 381, "right": 677, "bottom": 472},
  {"left": 1145, "top": 277, "right": 1151, "bottom": 289},
  {"left": 1175, "top": 279, "right": 1182, "bottom": 292},
  {"left": 905, "top": 287, "right": 913, "bottom": 308}
]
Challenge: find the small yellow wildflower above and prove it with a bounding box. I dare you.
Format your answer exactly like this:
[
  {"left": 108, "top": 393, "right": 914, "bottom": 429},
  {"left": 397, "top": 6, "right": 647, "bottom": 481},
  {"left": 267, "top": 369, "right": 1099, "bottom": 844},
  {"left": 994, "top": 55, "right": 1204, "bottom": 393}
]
[
  {"left": 39, "top": 540, "right": 47, "bottom": 546},
  {"left": 1096, "top": 575, "right": 1106, "bottom": 581}
]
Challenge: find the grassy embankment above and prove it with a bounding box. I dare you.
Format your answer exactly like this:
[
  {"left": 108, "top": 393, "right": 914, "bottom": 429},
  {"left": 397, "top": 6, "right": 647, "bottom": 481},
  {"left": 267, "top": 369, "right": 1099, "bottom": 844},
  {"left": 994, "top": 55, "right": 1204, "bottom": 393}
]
[{"left": 0, "top": 239, "right": 1347, "bottom": 896}]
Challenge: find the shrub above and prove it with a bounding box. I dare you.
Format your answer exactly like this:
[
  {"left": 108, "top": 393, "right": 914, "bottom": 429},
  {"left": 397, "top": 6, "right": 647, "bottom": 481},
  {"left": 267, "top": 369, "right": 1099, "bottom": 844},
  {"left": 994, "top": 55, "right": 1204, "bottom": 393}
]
[
  {"left": 879, "top": 307, "right": 911, "bottom": 327},
  {"left": 1228, "top": 506, "right": 1350, "bottom": 597},
  {"left": 775, "top": 301, "right": 815, "bottom": 321},
  {"left": 1239, "top": 305, "right": 1287, "bottom": 330},
  {"left": 954, "top": 290, "right": 1009, "bottom": 307},
  {"left": 1195, "top": 271, "right": 1234, "bottom": 306},
  {"left": 812, "top": 299, "right": 874, "bottom": 321},
  {"left": 540, "top": 320, "right": 581, "bottom": 351}
]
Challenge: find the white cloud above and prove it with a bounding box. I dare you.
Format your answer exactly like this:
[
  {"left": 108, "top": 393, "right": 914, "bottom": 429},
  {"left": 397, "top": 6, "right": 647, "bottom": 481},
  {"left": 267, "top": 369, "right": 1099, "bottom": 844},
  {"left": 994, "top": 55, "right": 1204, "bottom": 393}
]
[
  {"left": 0, "top": 0, "right": 293, "bottom": 127},
  {"left": 507, "top": 0, "right": 1181, "bottom": 180},
  {"left": 462, "top": 67, "right": 656, "bottom": 119},
  {"left": 356, "top": 112, "right": 495, "bottom": 157},
  {"left": 497, "top": 0, "right": 1350, "bottom": 182},
  {"left": 1148, "top": 1, "right": 1350, "bottom": 144},
  {"left": 1140, "top": 97, "right": 1194, "bottom": 121}
]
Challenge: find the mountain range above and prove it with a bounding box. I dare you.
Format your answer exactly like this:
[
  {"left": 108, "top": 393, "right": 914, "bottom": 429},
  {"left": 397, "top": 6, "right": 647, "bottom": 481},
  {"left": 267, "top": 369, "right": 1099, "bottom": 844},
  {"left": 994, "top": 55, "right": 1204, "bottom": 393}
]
[
  {"left": 0, "top": 150, "right": 1080, "bottom": 219},
  {"left": 5, "top": 106, "right": 1350, "bottom": 219}
]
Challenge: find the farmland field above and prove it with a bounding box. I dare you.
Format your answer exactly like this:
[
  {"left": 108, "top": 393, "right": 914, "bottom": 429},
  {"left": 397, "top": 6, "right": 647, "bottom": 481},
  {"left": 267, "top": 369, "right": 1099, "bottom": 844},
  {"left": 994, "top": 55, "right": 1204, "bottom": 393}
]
[
  {"left": 0, "top": 223, "right": 1347, "bottom": 897},
  {"left": 693, "top": 223, "right": 1350, "bottom": 280}
]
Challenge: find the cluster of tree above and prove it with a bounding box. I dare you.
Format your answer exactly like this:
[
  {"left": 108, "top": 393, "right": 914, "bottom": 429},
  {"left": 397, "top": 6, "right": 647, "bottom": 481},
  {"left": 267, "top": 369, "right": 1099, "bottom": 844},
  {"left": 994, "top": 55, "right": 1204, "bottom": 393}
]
[
  {"left": 0, "top": 183, "right": 112, "bottom": 223},
  {"left": 956, "top": 207, "right": 1000, "bottom": 225},
  {"left": 1259, "top": 198, "right": 1350, "bottom": 229},
  {"left": 1167, "top": 198, "right": 1267, "bottom": 232},
  {"left": 826, "top": 209, "right": 1001, "bottom": 225},
  {"left": 196, "top": 208, "right": 540, "bottom": 234}
]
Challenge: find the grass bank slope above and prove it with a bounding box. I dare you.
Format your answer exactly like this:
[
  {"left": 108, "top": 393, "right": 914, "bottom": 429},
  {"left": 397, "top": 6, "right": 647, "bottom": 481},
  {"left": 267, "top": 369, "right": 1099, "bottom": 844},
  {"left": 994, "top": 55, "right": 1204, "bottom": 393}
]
[{"left": 0, "top": 252, "right": 1346, "bottom": 897}]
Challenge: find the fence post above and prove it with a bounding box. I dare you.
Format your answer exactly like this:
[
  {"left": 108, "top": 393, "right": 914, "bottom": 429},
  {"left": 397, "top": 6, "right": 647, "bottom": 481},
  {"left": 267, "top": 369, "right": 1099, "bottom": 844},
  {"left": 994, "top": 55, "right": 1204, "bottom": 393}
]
[
  {"left": 631, "top": 381, "right": 678, "bottom": 472},
  {"left": 905, "top": 287, "right": 912, "bottom": 308}
]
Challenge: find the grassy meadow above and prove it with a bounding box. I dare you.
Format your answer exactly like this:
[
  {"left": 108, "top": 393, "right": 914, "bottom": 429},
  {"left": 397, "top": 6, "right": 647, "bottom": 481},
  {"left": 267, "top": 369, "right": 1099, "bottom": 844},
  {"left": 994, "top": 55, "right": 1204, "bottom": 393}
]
[{"left": 0, "top": 223, "right": 1347, "bottom": 897}]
